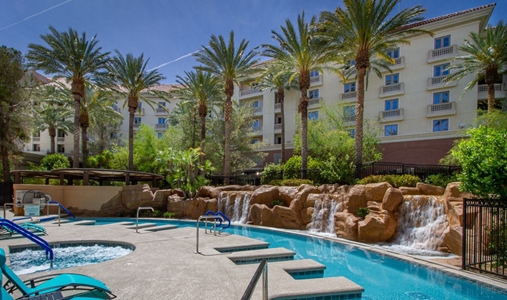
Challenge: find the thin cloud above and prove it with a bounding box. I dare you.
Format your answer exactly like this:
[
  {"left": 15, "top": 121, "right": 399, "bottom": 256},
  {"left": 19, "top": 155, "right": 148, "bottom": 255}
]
[
  {"left": 0, "top": 0, "right": 73, "bottom": 32},
  {"left": 149, "top": 48, "right": 203, "bottom": 71}
]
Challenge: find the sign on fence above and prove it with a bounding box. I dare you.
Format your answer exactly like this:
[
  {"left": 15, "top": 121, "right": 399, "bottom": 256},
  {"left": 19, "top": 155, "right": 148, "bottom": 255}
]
[{"left": 24, "top": 204, "right": 41, "bottom": 216}]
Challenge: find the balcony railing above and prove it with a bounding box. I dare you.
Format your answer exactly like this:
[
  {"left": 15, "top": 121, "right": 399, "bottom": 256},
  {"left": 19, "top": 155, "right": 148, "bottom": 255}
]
[
  {"left": 135, "top": 108, "right": 145, "bottom": 116},
  {"left": 426, "top": 101, "right": 456, "bottom": 117},
  {"left": 240, "top": 87, "right": 261, "bottom": 97},
  {"left": 253, "top": 106, "right": 262, "bottom": 113},
  {"left": 428, "top": 45, "right": 458, "bottom": 62},
  {"left": 32, "top": 137, "right": 40, "bottom": 142},
  {"left": 379, "top": 108, "right": 404, "bottom": 122},
  {"left": 427, "top": 75, "right": 456, "bottom": 90},
  {"left": 274, "top": 103, "right": 281, "bottom": 110},
  {"left": 387, "top": 56, "right": 405, "bottom": 71},
  {"left": 477, "top": 83, "right": 506, "bottom": 99},
  {"left": 308, "top": 97, "right": 321, "bottom": 107},
  {"left": 57, "top": 137, "right": 65, "bottom": 142},
  {"left": 156, "top": 107, "right": 168, "bottom": 114},
  {"left": 155, "top": 124, "right": 168, "bottom": 129},
  {"left": 478, "top": 83, "right": 503, "bottom": 92},
  {"left": 251, "top": 126, "right": 262, "bottom": 132},
  {"left": 340, "top": 91, "right": 357, "bottom": 101},
  {"left": 310, "top": 75, "right": 323, "bottom": 85},
  {"left": 274, "top": 123, "right": 282, "bottom": 130},
  {"left": 379, "top": 82, "right": 404, "bottom": 97}
]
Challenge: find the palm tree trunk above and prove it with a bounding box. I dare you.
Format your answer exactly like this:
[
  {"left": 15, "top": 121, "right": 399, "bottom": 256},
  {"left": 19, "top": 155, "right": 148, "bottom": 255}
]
[
  {"left": 224, "top": 96, "right": 232, "bottom": 184},
  {"left": 81, "top": 126, "right": 89, "bottom": 168},
  {"left": 128, "top": 107, "right": 135, "bottom": 172},
  {"left": 487, "top": 82, "right": 495, "bottom": 113},
  {"left": 72, "top": 93, "right": 81, "bottom": 168},
  {"left": 299, "top": 72, "right": 310, "bottom": 179},
  {"left": 1, "top": 145, "right": 10, "bottom": 183},
  {"left": 199, "top": 104, "right": 207, "bottom": 175},
  {"left": 354, "top": 67, "right": 366, "bottom": 178},
  {"left": 49, "top": 127, "right": 56, "bottom": 154},
  {"left": 279, "top": 88, "right": 286, "bottom": 164}
]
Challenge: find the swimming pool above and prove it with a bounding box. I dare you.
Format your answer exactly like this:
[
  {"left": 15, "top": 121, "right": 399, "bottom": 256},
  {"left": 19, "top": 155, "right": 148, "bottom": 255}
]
[
  {"left": 76, "top": 218, "right": 507, "bottom": 299},
  {"left": 10, "top": 242, "right": 134, "bottom": 275}
]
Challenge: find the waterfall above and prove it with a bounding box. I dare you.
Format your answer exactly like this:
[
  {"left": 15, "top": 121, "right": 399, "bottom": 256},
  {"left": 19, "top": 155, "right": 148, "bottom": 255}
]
[
  {"left": 217, "top": 192, "right": 250, "bottom": 224},
  {"left": 387, "top": 196, "right": 448, "bottom": 254},
  {"left": 309, "top": 197, "right": 340, "bottom": 236},
  {"left": 239, "top": 194, "right": 251, "bottom": 224},
  {"left": 232, "top": 194, "right": 243, "bottom": 222}
]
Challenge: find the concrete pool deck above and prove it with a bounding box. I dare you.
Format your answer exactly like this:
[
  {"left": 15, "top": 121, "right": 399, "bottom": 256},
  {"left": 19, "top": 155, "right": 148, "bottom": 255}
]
[{"left": 1, "top": 215, "right": 507, "bottom": 299}]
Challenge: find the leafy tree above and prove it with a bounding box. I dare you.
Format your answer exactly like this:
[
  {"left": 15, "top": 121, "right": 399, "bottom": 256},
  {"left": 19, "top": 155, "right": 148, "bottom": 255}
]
[
  {"left": 0, "top": 46, "right": 32, "bottom": 182},
  {"left": 318, "top": 0, "right": 428, "bottom": 173},
  {"left": 108, "top": 145, "right": 129, "bottom": 171},
  {"left": 256, "top": 63, "right": 298, "bottom": 163},
  {"left": 87, "top": 150, "right": 114, "bottom": 169},
  {"left": 262, "top": 12, "right": 327, "bottom": 179},
  {"left": 166, "top": 102, "right": 200, "bottom": 150},
  {"left": 194, "top": 31, "right": 260, "bottom": 184},
  {"left": 27, "top": 27, "right": 110, "bottom": 167},
  {"left": 133, "top": 124, "right": 162, "bottom": 174},
  {"left": 98, "top": 50, "right": 167, "bottom": 170},
  {"left": 173, "top": 70, "right": 222, "bottom": 170},
  {"left": 446, "top": 20, "right": 507, "bottom": 113},
  {"left": 32, "top": 85, "right": 73, "bottom": 154},
  {"left": 39, "top": 153, "right": 70, "bottom": 171},
  {"left": 452, "top": 126, "right": 507, "bottom": 198}
]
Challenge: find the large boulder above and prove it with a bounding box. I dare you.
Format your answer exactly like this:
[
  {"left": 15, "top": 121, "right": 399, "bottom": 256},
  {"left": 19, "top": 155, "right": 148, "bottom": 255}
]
[
  {"left": 250, "top": 186, "right": 280, "bottom": 206},
  {"left": 335, "top": 212, "right": 358, "bottom": 241},
  {"left": 278, "top": 186, "right": 299, "bottom": 206},
  {"left": 416, "top": 183, "right": 445, "bottom": 195},
  {"left": 358, "top": 211, "right": 397, "bottom": 243},
  {"left": 98, "top": 185, "right": 171, "bottom": 217},
  {"left": 289, "top": 185, "right": 321, "bottom": 226},
  {"left": 345, "top": 185, "right": 367, "bottom": 217},
  {"left": 443, "top": 225, "right": 463, "bottom": 255},
  {"left": 365, "top": 182, "right": 391, "bottom": 202},
  {"left": 399, "top": 187, "right": 421, "bottom": 195},
  {"left": 382, "top": 188, "right": 404, "bottom": 212},
  {"left": 301, "top": 207, "right": 314, "bottom": 225},
  {"left": 249, "top": 203, "right": 273, "bottom": 226},
  {"left": 272, "top": 205, "right": 303, "bottom": 230}
]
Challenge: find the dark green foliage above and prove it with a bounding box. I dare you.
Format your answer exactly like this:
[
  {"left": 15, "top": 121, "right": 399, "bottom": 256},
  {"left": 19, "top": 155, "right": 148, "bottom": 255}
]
[
  {"left": 359, "top": 174, "right": 421, "bottom": 188},
  {"left": 164, "top": 212, "right": 175, "bottom": 219},
  {"left": 356, "top": 207, "right": 370, "bottom": 219},
  {"left": 36, "top": 154, "right": 70, "bottom": 171},
  {"left": 277, "top": 179, "right": 314, "bottom": 186},
  {"left": 452, "top": 126, "right": 507, "bottom": 198},
  {"left": 271, "top": 200, "right": 284, "bottom": 207},
  {"left": 261, "top": 163, "right": 283, "bottom": 184},
  {"left": 424, "top": 173, "right": 459, "bottom": 188}
]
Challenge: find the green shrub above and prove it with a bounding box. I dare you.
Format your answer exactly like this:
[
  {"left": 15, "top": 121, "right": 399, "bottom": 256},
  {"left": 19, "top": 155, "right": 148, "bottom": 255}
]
[
  {"left": 359, "top": 174, "right": 421, "bottom": 188},
  {"left": 424, "top": 173, "right": 459, "bottom": 188},
  {"left": 281, "top": 179, "right": 314, "bottom": 186},
  {"left": 283, "top": 156, "right": 324, "bottom": 184},
  {"left": 268, "top": 179, "right": 283, "bottom": 186},
  {"left": 356, "top": 207, "right": 370, "bottom": 219},
  {"left": 271, "top": 200, "right": 284, "bottom": 207},
  {"left": 164, "top": 212, "right": 175, "bottom": 219},
  {"left": 261, "top": 163, "right": 283, "bottom": 184},
  {"left": 153, "top": 210, "right": 161, "bottom": 217}
]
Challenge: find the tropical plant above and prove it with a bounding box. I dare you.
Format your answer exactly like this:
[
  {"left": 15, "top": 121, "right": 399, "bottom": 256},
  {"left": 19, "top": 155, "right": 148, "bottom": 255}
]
[
  {"left": 446, "top": 20, "right": 507, "bottom": 113},
  {"left": 173, "top": 70, "right": 222, "bottom": 170},
  {"left": 262, "top": 12, "right": 327, "bottom": 179},
  {"left": 256, "top": 63, "right": 298, "bottom": 163},
  {"left": 359, "top": 174, "right": 421, "bottom": 188},
  {"left": 452, "top": 126, "right": 507, "bottom": 199},
  {"left": 30, "top": 153, "right": 70, "bottom": 171},
  {"left": 26, "top": 27, "right": 110, "bottom": 167},
  {"left": 317, "top": 0, "right": 428, "bottom": 174},
  {"left": 261, "top": 162, "right": 284, "bottom": 184},
  {"left": 0, "top": 46, "right": 32, "bottom": 182},
  {"left": 32, "top": 85, "right": 73, "bottom": 154},
  {"left": 87, "top": 150, "right": 114, "bottom": 169},
  {"left": 98, "top": 50, "right": 167, "bottom": 170},
  {"left": 194, "top": 31, "right": 261, "bottom": 184},
  {"left": 356, "top": 207, "right": 370, "bottom": 219}
]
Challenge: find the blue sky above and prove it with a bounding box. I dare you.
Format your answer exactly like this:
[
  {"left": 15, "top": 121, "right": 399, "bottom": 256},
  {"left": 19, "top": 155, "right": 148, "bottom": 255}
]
[{"left": 0, "top": 0, "right": 504, "bottom": 84}]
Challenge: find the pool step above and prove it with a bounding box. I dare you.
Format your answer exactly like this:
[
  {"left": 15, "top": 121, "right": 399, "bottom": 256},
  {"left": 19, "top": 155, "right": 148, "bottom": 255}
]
[
  {"left": 143, "top": 225, "right": 178, "bottom": 232},
  {"left": 215, "top": 241, "right": 270, "bottom": 253},
  {"left": 270, "top": 259, "right": 326, "bottom": 279},
  {"left": 125, "top": 223, "right": 157, "bottom": 230},
  {"left": 106, "top": 221, "right": 134, "bottom": 226},
  {"left": 72, "top": 220, "right": 96, "bottom": 226},
  {"left": 228, "top": 247, "right": 295, "bottom": 264}
]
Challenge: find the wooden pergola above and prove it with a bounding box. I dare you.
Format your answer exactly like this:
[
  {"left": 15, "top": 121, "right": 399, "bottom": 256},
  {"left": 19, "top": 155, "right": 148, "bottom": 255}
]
[{"left": 10, "top": 168, "right": 164, "bottom": 186}]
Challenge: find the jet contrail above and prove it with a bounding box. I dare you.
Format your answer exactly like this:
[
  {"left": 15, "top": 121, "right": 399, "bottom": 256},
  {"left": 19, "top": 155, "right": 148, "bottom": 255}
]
[
  {"left": 0, "top": 0, "right": 73, "bottom": 32},
  {"left": 149, "top": 48, "right": 203, "bottom": 71}
]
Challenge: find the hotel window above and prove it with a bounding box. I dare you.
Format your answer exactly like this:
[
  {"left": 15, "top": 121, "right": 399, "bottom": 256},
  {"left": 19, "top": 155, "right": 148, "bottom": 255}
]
[
  {"left": 251, "top": 139, "right": 259, "bottom": 144},
  {"left": 386, "top": 48, "right": 400, "bottom": 59},
  {"left": 310, "top": 70, "right": 320, "bottom": 78},
  {"left": 385, "top": 73, "right": 399, "bottom": 85},
  {"left": 434, "top": 63, "right": 450, "bottom": 77},
  {"left": 434, "top": 35, "right": 450, "bottom": 49},
  {"left": 252, "top": 119, "right": 259, "bottom": 130},
  {"left": 134, "top": 117, "right": 142, "bottom": 125},
  {"left": 157, "top": 132, "right": 163, "bottom": 139},
  {"left": 157, "top": 118, "right": 166, "bottom": 125},
  {"left": 308, "top": 89, "right": 319, "bottom": 99},
  {"left": 275, "top": 115, "right": 282, "bottom": 124},
  {"left": 385, "top": 99, "right": 399, "bottom": 111},
  {"left": 344, "top": 106, "right": 355, "bottom": 117},
  {"left": 158, "top": 102, "right": 166, "bottom": 108},
  {"left": 308, "top": 111, "right": 319, "bottom": 120},
  {"left": 110, "top": 132, "right": 118, "bottom": 139},
  {"left": 348, "top": 129, "right": 355, "bottom": 138},
  {"left": 57, "top": 130, "right": 65, "bottom": 138},
  {"left": 274, "top": 135, "right": 282, "bottom": 145},
  {"left": 384, "top": 124, "right": 399, "bottom": 136},
  {"left": 433, "top": 119, "right": 449, "bottom": 132},
  {"left": 344, "top": 82, "right": 356, "bottom": 93},
  {"left": 433, "top": 91, "right": 450, "bottom": 104},
  {"left": 57, "top": 145, "right": 65, "bottom": 153},
  {"left": 252, "top": 100, "right": 260, "bottom": 108}
]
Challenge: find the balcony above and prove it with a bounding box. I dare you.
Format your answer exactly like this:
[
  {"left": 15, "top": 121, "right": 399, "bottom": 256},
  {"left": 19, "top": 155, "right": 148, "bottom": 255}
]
[
  {"left": 134, "top": 123, "right": 141, "bottom": 128},
  {"left": 274, "top": 123, "right": 282, "bottom": 131},
  {"left": 135, "top": 108, "right": 145, "bottom": 116},
  {"left": 387, "top": 56, "right": 405, "bottom": 71},
  {"left": 57, "top": 137, "right": 65, "bottom": 142},
  {"left": 310, "top": 75, "right": 323, "bottom": 86},
  {"left": 344, "top": 115, "right": 356, "bottom": 124},
  {"left": 156, "top": 107, "right": 168, "bottom": 115},
  {"left": 251, "top": 126, "right": 262, "bottom": 132},
  {"left": 379, "top": 82, "right": 404, "bottom": 98},
  {"left": 379, "top": 108, "right": 404, "bottom": 122},
  {"left": 252, "top": 106, "right": 263, "bottom": 115},
  {"left": 155, "top": 124, "right": 168, "bottom": 129},
  {"left": 239, "top": 87, "right": 262, "bottom": 98},
  {"left": 339, "top": 91, "right": 357, "bottom": 102},
  {"left": 477, "top": 83, "right": 506, "bottom": 100},
  {"left": 111, "top": 106, "right": 121, "bottom": 113},
  {"left": 427, "top": 75, "right": 457, "bottom": 90},
  {"left": 32, "top": 137, "right": 40, "bottom": 142},
  {"left": 308, "top": 97, "right": 322, "bottom": 107},
  {"left": 426, "top": 101, "right": 457, "bottom": 117},
  {"left": 428, "top": 45, "right": 458, "bottom": 63},
  {"left": 274, "top": 103, "right": 281, "bottom": 111}
]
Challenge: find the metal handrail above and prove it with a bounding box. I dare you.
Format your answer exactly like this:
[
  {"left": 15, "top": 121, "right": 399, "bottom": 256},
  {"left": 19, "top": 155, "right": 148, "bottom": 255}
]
[
  {"left": 3, "top": 203, "right": 62, "bottom": 226},
  {"left": 136, "top": 207, "right": 154, "bottom": 233},
  {"left": 48, "top": 200, "right": 76, "bottom": 219},
  {"left": 195, "top": 215, "right": 223, "bottom": 254},
  {"left": 241, "top": 259, "right": 268, "bottom": 300}
]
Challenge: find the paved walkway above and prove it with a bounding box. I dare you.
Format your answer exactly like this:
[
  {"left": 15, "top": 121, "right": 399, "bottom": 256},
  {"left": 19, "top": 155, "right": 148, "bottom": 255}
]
[{"left": 1, "top": 214, "right": 507, "bottom": 299}]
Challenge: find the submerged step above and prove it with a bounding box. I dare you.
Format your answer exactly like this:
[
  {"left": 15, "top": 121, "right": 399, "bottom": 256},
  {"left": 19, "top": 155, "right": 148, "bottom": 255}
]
[
  {"left": 72, "top": 220, "right": 96, "bottom": 226},
  {"left": 143, "top": 225, "right": 178, "bottom": 232},
  {"left": 125, "top": 223, "right": 157, "bottom": 229},
  {"left": 270, "top": 259, "right": 326, "bottom": 279},
  {"left": 228, "top": 247, "right": 295, "bottom": 264},
  {"left": 215, "top": 241, "right": 270, "bottom": 253}
]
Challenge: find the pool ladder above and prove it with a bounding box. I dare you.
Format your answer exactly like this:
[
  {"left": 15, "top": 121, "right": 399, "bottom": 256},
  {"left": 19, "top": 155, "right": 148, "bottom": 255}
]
[{"left": 136, "top": 207, "right": 154, "bottom": 233}]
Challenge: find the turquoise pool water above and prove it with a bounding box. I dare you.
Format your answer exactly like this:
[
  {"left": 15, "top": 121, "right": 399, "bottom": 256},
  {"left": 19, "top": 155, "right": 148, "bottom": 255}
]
[{"left": 77, "top": 218, "right": 507, "bottom": 299}]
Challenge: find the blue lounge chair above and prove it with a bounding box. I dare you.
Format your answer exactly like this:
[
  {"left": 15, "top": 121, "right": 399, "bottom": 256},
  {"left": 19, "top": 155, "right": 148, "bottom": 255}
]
[
  {"left": 0, "top": 218, "right": 47, "bottom": 238},
  {"left": 0, "top": 249, "right": 115, "bottom": 299}
]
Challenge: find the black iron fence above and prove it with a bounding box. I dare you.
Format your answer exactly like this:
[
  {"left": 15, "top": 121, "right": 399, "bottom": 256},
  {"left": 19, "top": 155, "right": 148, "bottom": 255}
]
[
  {"left": 358, "top": 162, "right": 461, "bottom": 181},
  {"left": 463, "top": 198, "right": 507, "bottom": 278},
  {"left": 0, "top": 181, "right": 13, "bottom": 206}
]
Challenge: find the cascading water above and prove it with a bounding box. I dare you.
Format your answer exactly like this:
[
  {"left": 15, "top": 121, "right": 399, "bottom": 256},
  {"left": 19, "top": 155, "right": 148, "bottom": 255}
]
[
  {"left": 308, "top": 197, "right": 341, "bottom": 236},
  {"left": 383, "top": 196, "right": 449, "bottom": 255},
  {"left": 217, "top": 192, "right": 250, "bottom": 224}
]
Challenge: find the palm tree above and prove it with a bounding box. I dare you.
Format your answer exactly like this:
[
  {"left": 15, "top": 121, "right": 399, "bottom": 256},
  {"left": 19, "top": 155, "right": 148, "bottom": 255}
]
[
  {"left": 26, "top": 26, "right": 110, "bottom": 168},
  {"left": 318, "top": 0, "right": 428, "bottom": 174},
  {"left": 80, "top": 87, "right": 123, "bottom": 165},
  {"left": 32, "top": 85, "right": 73, "bottom": 154},
  {"left": 256, "top": 63, "right": 298, "bottom": 163},
  {"left": 174, "top": 70, "right": 222, "bottom": 170},
  {"left": 262, "top": 12, "right": 327, "bottom": 178},
  {"left": 194, "top": 31, "right": 260, "bottom": 184},
  {"left": 99, "top": 50, "right": 166, "bottom": 171},
  {"left": 446, "top": 20, "right": 507, "bottom": 113}
]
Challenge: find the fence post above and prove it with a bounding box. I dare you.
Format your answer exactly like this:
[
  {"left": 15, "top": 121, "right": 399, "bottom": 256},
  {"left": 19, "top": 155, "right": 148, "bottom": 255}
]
[{"left": 462, "top": 198, "right": 467, "bottom": 270}]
